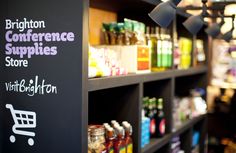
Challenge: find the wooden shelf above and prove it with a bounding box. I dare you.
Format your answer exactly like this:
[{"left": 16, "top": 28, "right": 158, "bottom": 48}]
[
  {"left": 141, "top": 115, "right": 206, "bottom": 153},
  {"left": 88, "top": 74, "right": 141, "bottom": 91},
  {"left": 172, "top": 115, "right": 206, "bottom": 137},
  {"left": 142, "top": 135, "right": 172, "bottom": 153},
  {"left": 174, "top": 66, "right": 208, "bottom": 77},
  {"left": 88, "top": 66, "right": 207, "bottom": 91}
]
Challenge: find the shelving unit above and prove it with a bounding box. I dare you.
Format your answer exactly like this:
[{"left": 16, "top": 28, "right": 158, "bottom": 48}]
[
  {"left": 86, "top": 0, "right": 209, "bottom": 153},
  {"left": 0, "top": 0, "right": 211, "bottom": 153}
]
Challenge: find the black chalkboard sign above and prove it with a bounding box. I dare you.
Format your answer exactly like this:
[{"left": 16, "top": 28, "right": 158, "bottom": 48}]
[{"left": 0, "top": 0, "right": 88, "bottom": 152}]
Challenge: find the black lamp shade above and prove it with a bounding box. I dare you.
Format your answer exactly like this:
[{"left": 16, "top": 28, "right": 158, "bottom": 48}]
[
  {"left": 205, "top": 23, "right": 221, "bottom": 38},
  {"left": 149, "top": 1, "right": 176, "bottom": 28},
  {"left": 222, "top": 30, "right": 233, "bottom": 42},
  {"left": 170, "top": 0, "right": 182, "bottom": 6},
  {"left": 183, "top": 15, "right": 204, "bottom": 35}
]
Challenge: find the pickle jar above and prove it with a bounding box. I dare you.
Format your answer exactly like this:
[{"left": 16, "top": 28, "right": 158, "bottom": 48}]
[{"left": 88, "top": 125, "right": 107, "bottom": 153}]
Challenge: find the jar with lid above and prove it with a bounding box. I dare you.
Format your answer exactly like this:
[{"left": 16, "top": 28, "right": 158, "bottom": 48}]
[
  {"left": 88, "top": 125, "right": 107, "bottom": 153},
  {"left": 88, "top": 128, "right": 92, "bottom": 153}
]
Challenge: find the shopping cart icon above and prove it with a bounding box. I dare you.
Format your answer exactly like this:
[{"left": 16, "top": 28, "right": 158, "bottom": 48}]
[{"left": 6, "top": 104, "right": 36, "bottom": 146}]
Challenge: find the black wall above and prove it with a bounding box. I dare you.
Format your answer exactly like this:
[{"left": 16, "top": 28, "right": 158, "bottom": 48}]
[{"left": 0, "top": 0, "right": 87, "bottom": 153}]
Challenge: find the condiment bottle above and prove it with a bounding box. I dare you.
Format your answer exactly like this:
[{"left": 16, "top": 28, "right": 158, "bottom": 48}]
[
  {"left": 111, "top": 120, "right": 119, "bottom": 127},
  {"left": 105, "top": 127, "right": 115, "bottom": 153},
  {"left": 114, "top": 126, "right": 126, "bottom": 153},
  {"left": 104, "top": 123, "right": 111, "bottom": 129},
  {"left": 122, "top": 122, "right": 133, "bottom": 153}
]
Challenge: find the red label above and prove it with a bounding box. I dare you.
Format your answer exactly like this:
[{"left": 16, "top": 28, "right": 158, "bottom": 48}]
[
  {"left": 159, "top": 119, "right": 165, "bottom": 134},
  {"left": 150, "top": 119, "right": 156, "bottom": 134}
]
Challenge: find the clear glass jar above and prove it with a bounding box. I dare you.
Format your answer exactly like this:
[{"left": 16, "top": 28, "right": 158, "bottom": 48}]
[{"left": 88, "top": 125, "right": 106, "bottom": 153}]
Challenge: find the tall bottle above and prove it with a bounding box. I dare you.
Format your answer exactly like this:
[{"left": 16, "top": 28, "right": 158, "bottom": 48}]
[
  {"left": 148, "top": 98, "right": 156, "bottom": 138},
  {"left": 166, "top": 29, "right": 173, "bottom": 68},
  {"left": 143, "top": 97, "right": 149, "bottom": 116},
  {"left": 114, "top": 126, "right": 126, "bottom": 153},
  {"left": 156, "top": 98, "right": 165, "bottom": 137},
  {"left": 105, "top": 127, "right": 115, "bottom": 153},
  {"left": 161, "top": 28, "right": 169, "bottom": 69},
  {"left": 122, "top": 122, "right": 133, "bottom": 153},
  {"left": 148, "top": 27, "right": 158, "bottom": 71},
  {"left": 157, "top": 28, "right": 163, "bottom": 69},
  {"left": 145, "top": 26, "right": 150, "bottom": 46}
]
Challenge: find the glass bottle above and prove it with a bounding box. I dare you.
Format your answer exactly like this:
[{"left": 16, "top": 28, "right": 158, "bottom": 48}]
[
  {"left": 123, "top": 123, "right": 133, "bottom": 153},
  {"left": 148, "top": 98, "right": 156, "bottom": 138},
  {"left": 145, "top": 26, "right": 150, "bottom": 46},
  {"left": 156, "top": 98, "right": 165, "bottom": 137},
  {"left": 105, "top": 127, "right": 115, "bottom": 153},
  {"left": 143, "top": 97, "right": 149, "bottom": 116},
  {"left": 149, "top": 27, "right": 158, "bottom": 71},
  {"left": 114, "top": 126, "right": 126, "bottom": 153},
  {"left": 167, "top": 29, "right": 173, "bottom": 68},
  {"left": 157, "top": 27, "right": 163, "bottom": 69},
  {"left": 161, "top": 28, "right": 168, "bottom": 69}
]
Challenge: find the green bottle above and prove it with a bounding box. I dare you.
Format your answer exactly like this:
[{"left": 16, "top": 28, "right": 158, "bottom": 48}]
[
  {"left": 156, "top": 98, "right": 165, "bottom": 137},
  {"left": 162, "top": 28, "right": 169, "bottom": 68},
  {"left": 148, "top": 27, "right": 158, "bottom": 71},
  {"left": 166, "top": 29, "right": 173, "bottom": 68},
  {"left": 157, "top": 28, "right": 163, "bottom": 68}
]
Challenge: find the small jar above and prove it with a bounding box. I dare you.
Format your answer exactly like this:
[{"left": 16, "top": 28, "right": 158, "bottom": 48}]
[{"left": 88, "top": 125, "right": 107, "bottom": 153}]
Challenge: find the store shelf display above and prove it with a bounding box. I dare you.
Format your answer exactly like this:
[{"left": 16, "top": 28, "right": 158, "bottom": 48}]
[{"left": 87, "top": 0, "right": 209, "bottom": 153}]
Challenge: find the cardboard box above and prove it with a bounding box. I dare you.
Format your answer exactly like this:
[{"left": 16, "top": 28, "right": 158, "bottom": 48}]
[{"left": 93, "top": 45, "right": 151, "bottom": 74}]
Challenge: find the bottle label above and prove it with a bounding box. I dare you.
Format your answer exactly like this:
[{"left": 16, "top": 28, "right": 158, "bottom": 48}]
[
  {"left": 137, "top": 46, "right": 150, "bottom": 70},
  {"left": 150, "top": 118, "right": 156, "bottom": 134},
  {"left": 127, "top": 144, "right": 133, "bottom": 153},
  {"left": 159, "top": 119, "right": 165, "bottom": 134},
  {"left": 119, "top": 147, "right": 126, "bottom": 153},
  {"left": 108, "top": 148, "right": 114, "bottom": 153}
]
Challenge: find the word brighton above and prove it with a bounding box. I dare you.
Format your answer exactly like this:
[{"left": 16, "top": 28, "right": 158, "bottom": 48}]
[
  {"left": 5, "top": 76, "right": 57, "bottom": 96},
  {"left": 5, "top": 18, "right": 45, "bottom": 32}
]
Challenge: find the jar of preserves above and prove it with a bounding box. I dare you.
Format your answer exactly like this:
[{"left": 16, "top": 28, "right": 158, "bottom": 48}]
[{"left": 88, "top": 125, "right": 107, "bottom": 153}]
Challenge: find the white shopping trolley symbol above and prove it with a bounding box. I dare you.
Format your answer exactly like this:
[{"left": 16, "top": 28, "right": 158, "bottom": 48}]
[{"left": 6, "top": 104, "right": 36, "bottom": 146}]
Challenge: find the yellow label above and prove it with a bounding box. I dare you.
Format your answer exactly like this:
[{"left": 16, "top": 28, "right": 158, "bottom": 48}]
[
  {"left": 109, "top": 149, "right": 114, "bottom": 153},
  {"left": 119, "top": 147, "right": 126, "bottom": 153},
  {"left": 127, "top": 144, "right": 133, "bottom": 153}
]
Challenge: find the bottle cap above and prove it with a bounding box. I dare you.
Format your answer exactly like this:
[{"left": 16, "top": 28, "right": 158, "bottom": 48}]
[
  {"left": 111, "top": 120, "right": 119, "bottom": 127},
  {"left": 122, "top": 121, "right": 129, "bottom": 126},
  {"left": 103, "top": 123, "right": 110, "bottom": 127}
]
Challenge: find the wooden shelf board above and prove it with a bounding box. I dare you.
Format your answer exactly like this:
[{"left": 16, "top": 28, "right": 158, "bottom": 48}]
[{"left": 89, "top": 66, "right": 207, "bottom": 91}]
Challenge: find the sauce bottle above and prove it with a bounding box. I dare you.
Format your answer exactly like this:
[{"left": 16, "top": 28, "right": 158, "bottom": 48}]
[
  {"left": 114, "top": 126, "right": 126, "bottom": 153},
  {"left": 105, "top": 127, "right": 115, "bottom": 153},
  {"left": 122, "top": 122, "right": 133, "bottom": 153}
]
